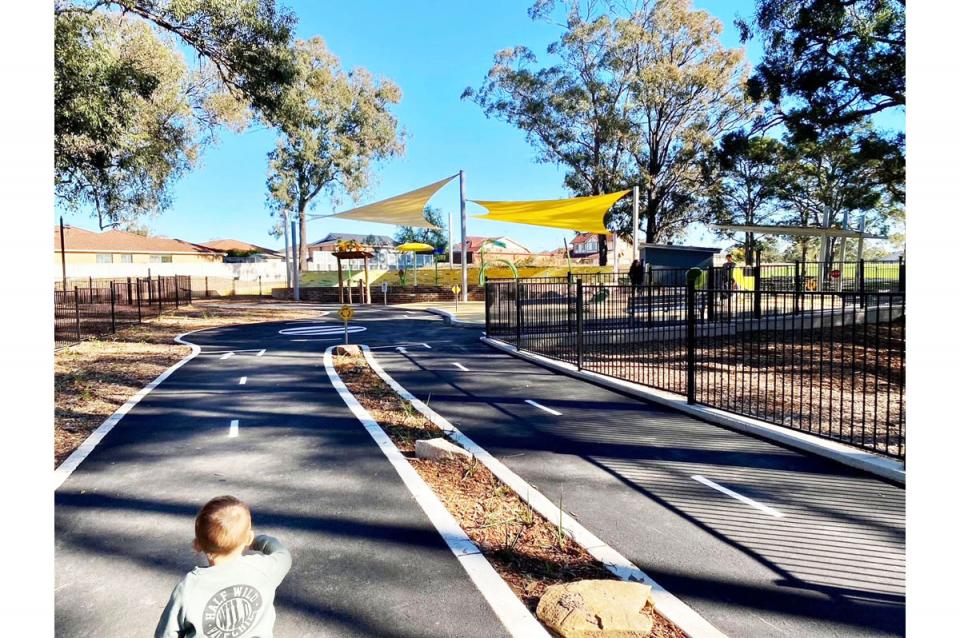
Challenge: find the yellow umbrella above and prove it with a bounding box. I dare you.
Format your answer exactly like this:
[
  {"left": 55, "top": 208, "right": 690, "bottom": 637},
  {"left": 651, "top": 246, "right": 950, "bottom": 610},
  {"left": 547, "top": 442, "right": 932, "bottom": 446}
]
[{"left": 396, "top": 243, "right": 434, "bottom": 286}]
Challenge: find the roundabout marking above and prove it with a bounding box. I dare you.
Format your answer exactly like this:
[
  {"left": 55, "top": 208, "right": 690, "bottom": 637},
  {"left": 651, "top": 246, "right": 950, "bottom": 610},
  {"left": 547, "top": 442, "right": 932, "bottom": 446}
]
[{"left": 278, "top": 325, "right": 367, "bottom": 337}]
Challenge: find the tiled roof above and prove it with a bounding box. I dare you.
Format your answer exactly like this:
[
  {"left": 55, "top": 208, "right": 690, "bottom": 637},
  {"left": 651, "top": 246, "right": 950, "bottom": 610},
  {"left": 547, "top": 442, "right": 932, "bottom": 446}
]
[
  {"left": 54, "top": 226, "right": 223, "bottom": 254},
  {"left": 311, "top": 233, "right": 396, "bottom": 247},
  {"left": 201, "top": 239, "right": 281, "bottom": 254}
]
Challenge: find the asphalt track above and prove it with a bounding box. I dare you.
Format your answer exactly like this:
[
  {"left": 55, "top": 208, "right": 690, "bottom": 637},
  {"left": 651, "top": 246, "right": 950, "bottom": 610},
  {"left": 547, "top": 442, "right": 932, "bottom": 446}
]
[{"left": 55, "top": 306, "right": 905, "bottom": 637}]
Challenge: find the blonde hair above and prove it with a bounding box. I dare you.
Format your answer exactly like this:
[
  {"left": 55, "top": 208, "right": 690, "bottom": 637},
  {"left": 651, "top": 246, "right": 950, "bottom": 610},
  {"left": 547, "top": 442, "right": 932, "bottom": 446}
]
[{"left": 194, "top": 496, "right": 252, "bottom": 555}]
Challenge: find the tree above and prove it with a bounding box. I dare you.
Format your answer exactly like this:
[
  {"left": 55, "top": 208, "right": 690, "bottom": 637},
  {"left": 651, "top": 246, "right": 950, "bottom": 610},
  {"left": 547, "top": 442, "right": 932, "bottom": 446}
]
[
  {"left": 394, "top": 206, "right": 448, "bottom": 252},
  {"left": 775, "top": 128, "right": 904, "bottom": 262},
  {"left": 465, "top": 0, "right": 751, "bottom": 245},
  {"left": 266, "top": 38, "right": 405, "bottom": 272},
  {"left": 738, "top": 0, "right": 905, "bottom": 137},
  {"left": 705, "top": 133, "right": 785, "bottom": 263}
]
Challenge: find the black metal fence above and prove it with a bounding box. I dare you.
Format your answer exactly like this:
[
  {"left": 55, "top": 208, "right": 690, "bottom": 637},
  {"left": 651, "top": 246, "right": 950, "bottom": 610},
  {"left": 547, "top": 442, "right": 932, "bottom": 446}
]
[
  {"left": 55, "top": 275, "right": 192, "bottom": 350},
  {"left": 486, "top": 275, "right": 905, "bottom": 460}
]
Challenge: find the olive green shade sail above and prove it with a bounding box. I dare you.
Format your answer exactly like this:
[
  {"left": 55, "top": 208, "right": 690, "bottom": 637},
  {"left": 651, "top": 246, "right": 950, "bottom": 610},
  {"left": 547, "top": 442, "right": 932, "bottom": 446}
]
[
  {"left": 471, "top": 189, "right": 631, "bottom": 234},
  {"left": 328, "top": 174, "right": 458, "bottom": 228}
]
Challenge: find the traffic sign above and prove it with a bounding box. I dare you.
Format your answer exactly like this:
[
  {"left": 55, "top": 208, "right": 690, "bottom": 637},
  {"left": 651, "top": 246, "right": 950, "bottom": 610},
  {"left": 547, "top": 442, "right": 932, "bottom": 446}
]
[
  {"left": 339, "top": 305, "right": 354, "bottom": 322},
  {"left": 451, "top": 285, "right": 461, "bottom": 294}
]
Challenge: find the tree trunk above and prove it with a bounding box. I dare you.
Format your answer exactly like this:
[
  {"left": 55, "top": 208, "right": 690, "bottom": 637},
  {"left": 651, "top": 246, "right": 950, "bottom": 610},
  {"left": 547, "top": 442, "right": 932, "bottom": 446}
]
[{"left": 298, "top": 204, "right": 308, "bottom": 274}]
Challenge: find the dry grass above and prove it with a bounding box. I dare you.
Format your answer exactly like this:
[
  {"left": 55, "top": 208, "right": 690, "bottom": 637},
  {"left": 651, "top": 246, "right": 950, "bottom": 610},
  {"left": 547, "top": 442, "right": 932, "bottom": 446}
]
[
  {"left": 54, "top": 299, "right": 324, "bottom": 467},
  {"left": 334, "top": 354, "right": 684, "bottom": 638}
]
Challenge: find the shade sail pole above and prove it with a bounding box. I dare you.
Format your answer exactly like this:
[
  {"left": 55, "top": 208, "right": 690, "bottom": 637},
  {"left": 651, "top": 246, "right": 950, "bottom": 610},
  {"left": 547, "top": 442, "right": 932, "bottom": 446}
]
[
  {"left": 448, "top": 210, "right": 453, "bottom": 270},
  {"left": 460, "top": 170, "right": 468, "bottom": 302},
  {"left": 632, "top": 186, "right": 639, "bottom": 261}
]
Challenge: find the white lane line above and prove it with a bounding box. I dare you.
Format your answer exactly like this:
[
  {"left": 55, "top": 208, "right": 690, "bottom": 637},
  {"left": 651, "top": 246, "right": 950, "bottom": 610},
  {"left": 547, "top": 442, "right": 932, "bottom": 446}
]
[
  {"left": 452, "top": 362, "right": 470, "bottom": 372},
  {"left": 228, "top": 419, "right": 239, "bottom": 438},
  {"left": 220, "top": 352, "right": 234, "bottom": 360},
  {"left": 396, "top": 346, "right": 408, "bottom": 354},
  {"left": 324, "top": 348, "right": 548, "bottom": 637},
  {"left": 525, "top": 399, "right": 561, "bottom": 416},
  {"left": 691, "top": 475, "right": 784, "bottom": 518},
  {"left": 238, "top": 376, "right": 247, "bottom": 385},
  {"left": 256, "top": 349, "right": 266, "bottom": 357},
  {"left": 420, "top": 342, "right": 432, "bottom": 349}
]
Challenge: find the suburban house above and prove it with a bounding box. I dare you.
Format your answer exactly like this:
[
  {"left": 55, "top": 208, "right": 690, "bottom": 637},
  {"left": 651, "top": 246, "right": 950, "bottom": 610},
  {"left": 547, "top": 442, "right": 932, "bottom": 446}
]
[
  {"left": 566, "top": 232, "right": 634, "bottom": 266},
  {"left": 308, "top": 232, "right": 399, "bottom": 270},
  {"left": 200, "top": 239, "right": 284, "bottom": 262},
  {"left": 451, "top": 236, "right": 531, "bottom": 265},
  {"left": 55, "top": 225, "right": 223, "bottom": 267}
]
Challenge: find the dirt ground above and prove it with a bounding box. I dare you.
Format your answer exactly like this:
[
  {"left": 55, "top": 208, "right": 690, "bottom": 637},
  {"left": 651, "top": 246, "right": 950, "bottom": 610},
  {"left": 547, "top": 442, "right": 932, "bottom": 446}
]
[
  {"left": 335, "top": 353, "right": 683, "bottom": 638},
  {"left": 54, "top": 298, "right": 325, "bottom": 467}
]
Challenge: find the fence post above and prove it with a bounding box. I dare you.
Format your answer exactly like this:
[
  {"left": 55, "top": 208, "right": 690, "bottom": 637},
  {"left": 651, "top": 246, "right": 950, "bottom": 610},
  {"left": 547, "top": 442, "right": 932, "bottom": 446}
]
[
  {"left": 685, "top": 272, "right": 697, "bottom": 404},
  {"left": 158, "top": 278, "right": 163, "bottom": 314},
  {"left": 74, "top": 286, "right": 82, "bottom": 342},
  {"left": 136, "top": 279, "right": 142, "bottom": 322},
  {"left": 753, "top": 249, "right": 762, "bottom": 319},
  {"left": 187, "top": 276, "right": 192, "bottom": 305},
  {"left": 110, "top": 282, "right": 116, "bottom": 332},
  {"left": 514, "top": 280, "right": 522, "bottom": 351},
  {"left": 175, "top": 275, "right": 180, "bottom": 308},
  {"left": 484, "top": 282, "right": 492, "bottom": 336},
  {"left": 127, "top": 277, "right": 132, "bottom": 304},
  {"left": 898, "top": 256, "right": 905, "bottom": 292},
  {"left": 707, "top": 265, "right": 715, "bottom": 321},
  {"left": 259, "top": 275, "right": 263, "bottom": 298},
  {"left": 205, "top": 276, "right": 209, "bottom": 298},
  {"left": 858, "top": 258, "right": 866, "bottom": 308},
  {"left": 576, "top": 279, "right": 584, "bottom": 370},
  {"left": 793, "top": 260, "right": 800, "bottom": 315},
  {"left": 567, "top": 271, "right": 574, "bottom": 334}
]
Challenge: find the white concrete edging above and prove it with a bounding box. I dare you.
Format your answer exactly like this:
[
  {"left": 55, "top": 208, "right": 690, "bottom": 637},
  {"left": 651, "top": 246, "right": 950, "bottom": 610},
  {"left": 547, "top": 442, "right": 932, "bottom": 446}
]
[
  {"left": 53, "top": 330, "right": 203, "bottom": 490},
  {"left": 362, "top": 345, "right": 725, "bottom": 638},
  {"left": 323, "top": 347, "right": 548, "bottom": 638},
  {"left": 423, "top": 307, "right": 483, "bottom": 327},
  {"left": 480, "top": 336, "right": 905, "bottom": 486}
]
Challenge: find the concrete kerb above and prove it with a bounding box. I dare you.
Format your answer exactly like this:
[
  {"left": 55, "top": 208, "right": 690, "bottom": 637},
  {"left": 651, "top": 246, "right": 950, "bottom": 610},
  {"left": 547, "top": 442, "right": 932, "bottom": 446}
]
[
  {"left": 323, "top": 347, "right": 548, "bottom": 638},
  {"left": 422, "top": 307, "right": 483, "bottom": 327},
  {"left": 361, "top": 345, "right": 726, "bottom": 638},
  {"left": 480, "top": 336, "right": 905, "bottom": 486}
]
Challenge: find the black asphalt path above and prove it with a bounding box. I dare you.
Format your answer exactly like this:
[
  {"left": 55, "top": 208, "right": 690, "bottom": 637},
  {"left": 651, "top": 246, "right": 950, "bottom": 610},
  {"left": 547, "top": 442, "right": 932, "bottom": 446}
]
[
  {"left": 357, "top": 309, "right": 905, "bottom": 638},
  {"left": 55, "top": 310, "right": 510, "bottom": 638}
]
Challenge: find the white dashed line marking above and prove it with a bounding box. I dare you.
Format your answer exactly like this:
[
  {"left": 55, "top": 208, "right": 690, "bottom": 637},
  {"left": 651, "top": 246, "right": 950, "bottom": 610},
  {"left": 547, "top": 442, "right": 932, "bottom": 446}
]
[
  {"left": 238, "top": 376, "right": 247, "bottom": 385},
  {"left": 452, "top": 362, "right": 469, "bottom": 372},
  {"left": 420, "top": 342, "right": 432, "bottom": 349},
  {"left": 256, "top": 349, "right": 266, "bottom": 357},
  {"left": 228, "top": 419, "right": 239, "bottom": 438},
  {"left": 220, "top": 352, "right": 234, "bottom": 360},
  {"left": 525, "top": 400, "right": 561, "bottom": 416},
  {"left": 691, "top": 475, "right": 784, "bottom": 518}
]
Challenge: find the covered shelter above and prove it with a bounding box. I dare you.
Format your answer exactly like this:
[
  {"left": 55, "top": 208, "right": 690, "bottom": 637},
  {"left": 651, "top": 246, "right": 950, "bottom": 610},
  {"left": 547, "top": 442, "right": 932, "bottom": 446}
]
[
  {"left": 395, "top": 242, "right": 434, "bottom": 286},
  {"left": 332, "top": 245, "right": 374, "bottom": 304}
]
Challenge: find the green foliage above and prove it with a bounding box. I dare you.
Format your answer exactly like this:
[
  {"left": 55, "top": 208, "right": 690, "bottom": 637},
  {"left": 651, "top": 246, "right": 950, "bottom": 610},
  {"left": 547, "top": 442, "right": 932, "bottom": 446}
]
[
  {"left": 266, "top": 37, "right": 405, "bottom": 271},
  {"left": 465, "top": 0, "right": 751, "bottom": 244},
  {"left": 738, "top": 0, "right": 905, "bottom": 137},
  {"left": 394, "top": 206, "right": 448, "bottom": 253}
]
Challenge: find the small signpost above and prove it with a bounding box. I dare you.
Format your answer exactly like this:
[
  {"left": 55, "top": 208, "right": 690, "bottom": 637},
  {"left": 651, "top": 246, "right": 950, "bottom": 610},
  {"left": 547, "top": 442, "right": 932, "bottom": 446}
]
[
  {"left": 339, "top": 305, "right": 354, "bottom": 343},
  {"left": 381, "top": 282, "right": 389, "bottom": 306},
  {"left": 451, "top": 284, "right": 462, "bottom": 313}
]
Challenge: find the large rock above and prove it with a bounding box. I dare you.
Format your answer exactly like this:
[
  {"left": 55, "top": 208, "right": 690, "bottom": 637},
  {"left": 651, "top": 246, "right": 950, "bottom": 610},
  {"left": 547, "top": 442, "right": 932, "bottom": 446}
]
[
  {"left": 415, "top": 438, "right": 473, "bottom": 461},
  {"left": 334, "top": 344, "right": 361, "bottom": 356},
  {"left": 536, "top": 580, "right": 654, "bottom": 638}
]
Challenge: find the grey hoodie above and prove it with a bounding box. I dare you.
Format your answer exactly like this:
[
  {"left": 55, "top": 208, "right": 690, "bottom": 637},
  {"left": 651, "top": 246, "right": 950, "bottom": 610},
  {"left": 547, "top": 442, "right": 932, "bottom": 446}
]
[{"left": 155, "top": 535, "right": 292, "bottom": 638}]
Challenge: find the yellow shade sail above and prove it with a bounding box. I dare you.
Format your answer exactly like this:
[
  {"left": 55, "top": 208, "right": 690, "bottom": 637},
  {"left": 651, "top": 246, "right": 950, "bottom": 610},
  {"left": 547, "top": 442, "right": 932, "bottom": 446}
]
[
  {"left": 471, "top": 189, "right": 631, "bottom": 234},
  {"left": 329, "top": 175, "right": 457, "bottom": 228},
  {"left": 396, "top": 242, "right": 434, "bottom": 253}
]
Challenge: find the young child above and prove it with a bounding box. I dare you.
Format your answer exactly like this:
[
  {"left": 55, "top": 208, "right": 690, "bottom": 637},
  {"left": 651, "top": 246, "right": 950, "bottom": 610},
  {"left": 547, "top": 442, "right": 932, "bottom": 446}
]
[{"left": 155, "top": 496, "right": 292, "bottom": 638}]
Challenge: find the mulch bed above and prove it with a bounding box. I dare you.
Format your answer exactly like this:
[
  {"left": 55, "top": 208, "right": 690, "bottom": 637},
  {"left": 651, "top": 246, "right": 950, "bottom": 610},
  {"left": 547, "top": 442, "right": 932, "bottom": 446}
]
[{"left": 335, "top": 353, "right": 684, "bottom": 638}]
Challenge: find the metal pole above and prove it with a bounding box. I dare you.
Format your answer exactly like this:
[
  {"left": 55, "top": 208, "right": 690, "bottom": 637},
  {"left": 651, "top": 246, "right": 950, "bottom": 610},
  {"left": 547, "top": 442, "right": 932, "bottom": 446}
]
[
  {"left": 898, "top": 256, "right": 905, "bottom": 292},
  {"left": 110, "top": 282, "right": 116, "bottom": 333},
  {"left": 753, "top": 248, "right": 762, "bottom": 319},
  {"left": 514, "top": 279, "right": 522, "bottom": 351},
  {"left": 632, "top": 186, "right": 639, "bottom": 262},
  {"left": 858, "top": 258, "right": 866, "bottom": 309},
  {"left": 448, "top": 210, "right": 454, "bottom": 270},
  {"left": 60, "top": 216, "right": 68, "bottom": 290},
  {"left": 685, "top": 273, "right": 696, "bottom": 404},
  {"left": 459, "top": 170, "right": 468, "bottom": 303},
  {"left": 707, "top": 265, "right": 715, "bottom": 321},
  {"left": 576, "top": 279, "right": 584, "bottom": 370},
  {"left": 174, "top": 274, "right": 180, "bottom": 308},
  {"left": 291, "top": 220, "right": 300, "bottom": 302},
  {"left": 136, "top": 279, "right": 142, "bottom": 322}
]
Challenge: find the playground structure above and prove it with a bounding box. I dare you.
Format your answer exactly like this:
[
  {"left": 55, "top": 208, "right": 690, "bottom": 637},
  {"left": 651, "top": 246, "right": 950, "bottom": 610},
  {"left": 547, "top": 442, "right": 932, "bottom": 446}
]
[{"left": 332, "top": 240, "right": 373, "bottom": 304}]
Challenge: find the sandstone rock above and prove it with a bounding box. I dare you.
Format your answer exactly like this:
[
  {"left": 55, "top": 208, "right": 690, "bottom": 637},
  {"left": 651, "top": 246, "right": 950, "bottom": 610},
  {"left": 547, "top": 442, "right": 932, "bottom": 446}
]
[
  {"left": 536, "top": 580, "right": 654, "bottom": 638},
  {"left": 334, "top": 344, "right": 361, "bottom": 356},
  {"left": 415, "top": 438, "right": 473, "bottom": 461}
]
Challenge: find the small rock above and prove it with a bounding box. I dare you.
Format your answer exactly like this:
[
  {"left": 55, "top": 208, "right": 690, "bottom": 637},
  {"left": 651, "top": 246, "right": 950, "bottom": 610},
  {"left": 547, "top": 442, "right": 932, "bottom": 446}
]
[
  {"left": 415, "top": 438, "right": 473, "bottom": 462},
  {"left": 334, "top": 344, "right": 361, "bottom": 356},
  {"left": 536, "top": 580, "right": 654, "bottom": 637}
]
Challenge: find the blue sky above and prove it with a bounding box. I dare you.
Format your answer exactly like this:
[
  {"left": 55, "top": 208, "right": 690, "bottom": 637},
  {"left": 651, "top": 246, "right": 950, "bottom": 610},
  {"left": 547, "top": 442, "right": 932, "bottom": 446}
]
[{"left": 56, "top": 0, "right": 903, "bottom": 253}]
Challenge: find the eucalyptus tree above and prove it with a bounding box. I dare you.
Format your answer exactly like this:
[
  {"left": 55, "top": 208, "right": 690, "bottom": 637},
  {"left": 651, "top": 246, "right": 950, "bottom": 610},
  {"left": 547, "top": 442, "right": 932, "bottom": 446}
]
[{"left": 266, "top": 38, "right": 405, "bottom": 273}]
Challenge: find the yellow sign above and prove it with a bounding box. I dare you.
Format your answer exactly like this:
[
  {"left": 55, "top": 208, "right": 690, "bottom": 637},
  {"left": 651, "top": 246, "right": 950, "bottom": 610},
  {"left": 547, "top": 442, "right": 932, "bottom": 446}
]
[
  {"left": 451, "top": 285, "right": 461, "bottom": 294},
  {"left": 339, "top": 305, "right": 354, "bottom": 322}
]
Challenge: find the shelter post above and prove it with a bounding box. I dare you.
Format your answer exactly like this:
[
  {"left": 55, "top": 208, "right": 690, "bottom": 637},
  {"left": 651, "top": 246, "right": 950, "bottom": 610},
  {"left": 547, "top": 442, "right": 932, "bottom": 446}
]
[
  {"left": 448, "top": 211, "right": 454, "bottom": 269},
  {"left": 460, "top": 170, "right": 468, "bottom": 302},
  {"left": 364, "top": 256, "right": 371, "bottom": 304},
  {"left": 337, "top": 256, "right": 343, "bottom": 304}
]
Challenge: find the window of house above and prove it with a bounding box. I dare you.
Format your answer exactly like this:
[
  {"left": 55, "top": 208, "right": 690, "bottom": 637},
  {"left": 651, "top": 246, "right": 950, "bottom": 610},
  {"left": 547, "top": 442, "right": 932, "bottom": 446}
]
[
  {"left": 117, "top": 254, "right": 133, "bottom": 263},
  {"left": 149, "top": 255, "right": 173, "bottom": 263},
  {"left": 96, "top": 253, "right": 113, "bottom": 263}
]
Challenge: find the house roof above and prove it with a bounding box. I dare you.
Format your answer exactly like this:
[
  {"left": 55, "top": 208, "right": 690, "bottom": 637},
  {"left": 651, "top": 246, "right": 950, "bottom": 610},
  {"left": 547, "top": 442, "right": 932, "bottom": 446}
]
[
  {"left": 54, "top": 225, "right": 223, "bottom": 255},
  {"left": 200, "top": 239, "right": 281, "bottom": 255},
  {"left": 451, "top": 236, "right": 531, "bottom": 253},
  {"left": 311, "top": 232, "right": 397, "bottom": 247}
]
